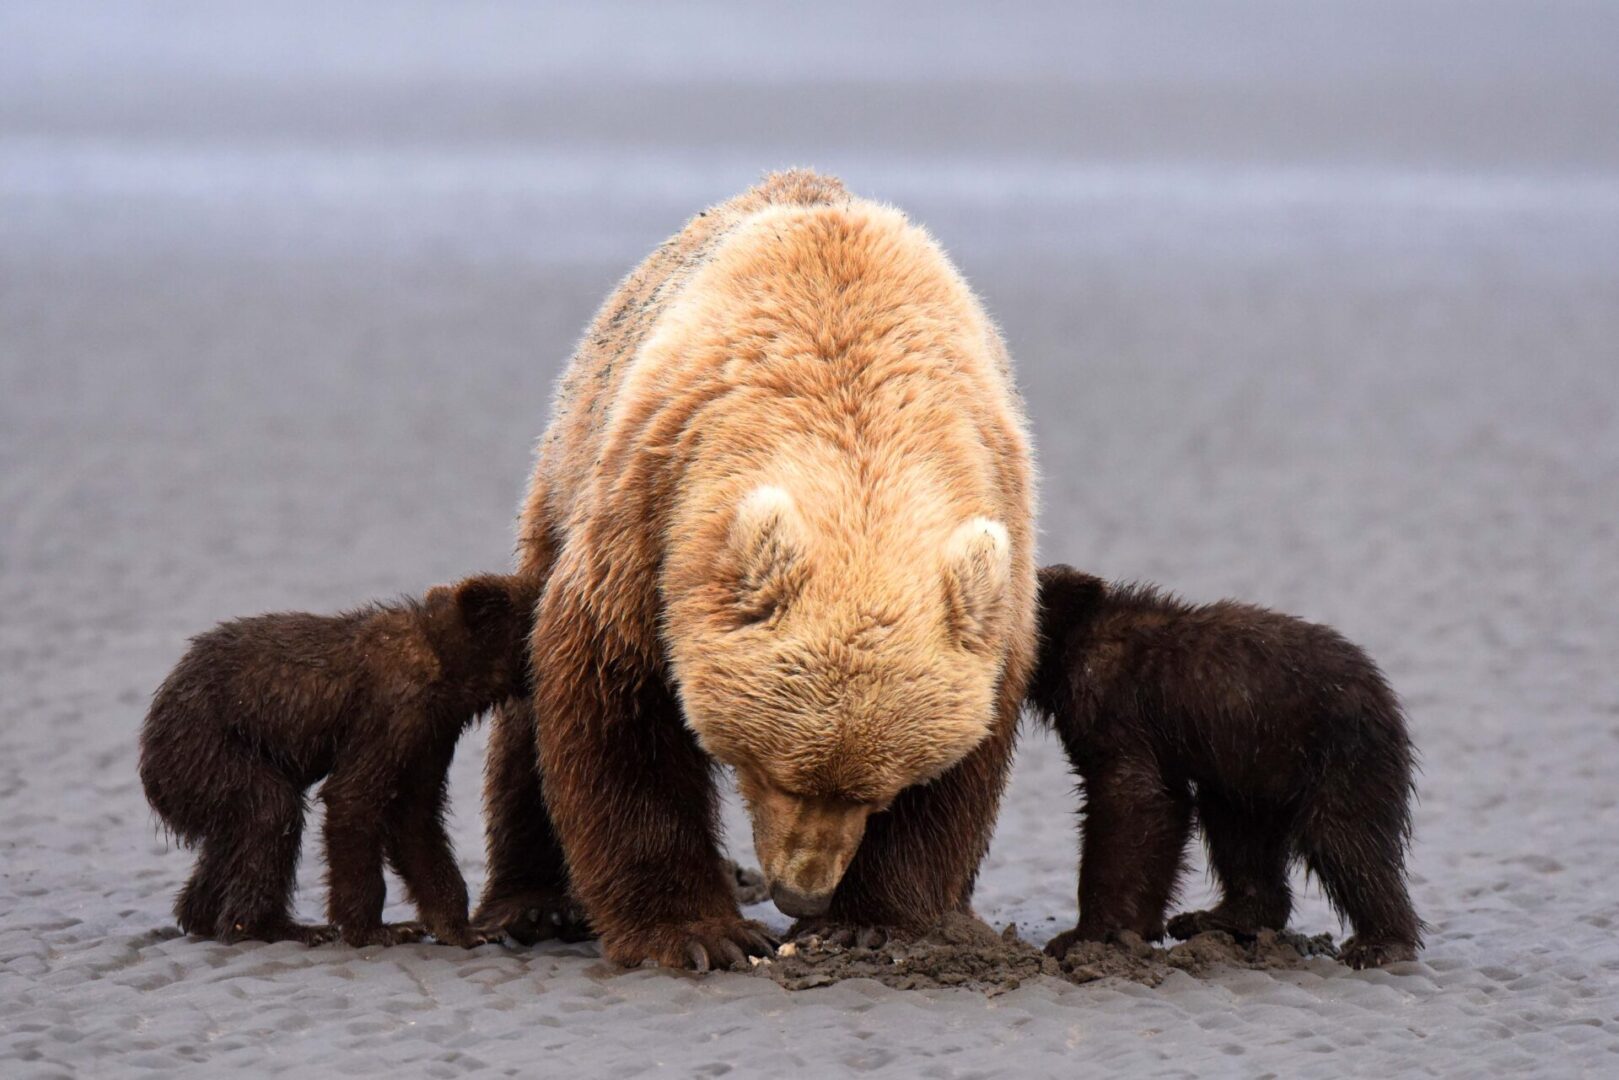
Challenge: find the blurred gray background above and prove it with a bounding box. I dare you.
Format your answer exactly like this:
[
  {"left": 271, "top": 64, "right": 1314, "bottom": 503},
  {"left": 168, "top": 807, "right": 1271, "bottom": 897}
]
[{"left": 3, "top": 3, "right": 1617, "bottom": 1076}]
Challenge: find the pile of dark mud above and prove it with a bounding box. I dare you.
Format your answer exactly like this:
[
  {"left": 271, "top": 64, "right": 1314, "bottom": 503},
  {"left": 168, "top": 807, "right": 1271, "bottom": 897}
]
[{"left": 748, "top": 913, "right": 1338, "bottom": 995}]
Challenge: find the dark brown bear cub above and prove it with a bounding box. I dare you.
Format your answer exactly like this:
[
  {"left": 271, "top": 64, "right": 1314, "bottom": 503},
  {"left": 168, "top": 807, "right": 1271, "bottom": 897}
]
[
  {"left": 1029, "top": 565, "right": 1422, "bottom": 969},
  {"left": 139, "top": 573, "right": 539, "bottom": 948}
]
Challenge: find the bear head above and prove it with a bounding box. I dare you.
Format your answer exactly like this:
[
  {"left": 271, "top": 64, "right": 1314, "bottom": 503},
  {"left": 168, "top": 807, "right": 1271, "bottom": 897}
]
[{"left": 667, "top": 485, "right": 1015, "bottom": 918}]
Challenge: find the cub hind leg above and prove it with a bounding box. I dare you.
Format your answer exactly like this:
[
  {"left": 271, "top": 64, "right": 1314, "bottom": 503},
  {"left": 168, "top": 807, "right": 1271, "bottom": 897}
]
[
  {"left": 1167, "top": 792, "right": 1294, "bottom": 941},
  {"left": 472, "top": 697, "right": 585, "bottom": 944},
  {"left": 211, "top": 774, "right": 335, "bottom": 945},
  {"left": 1046, "top": 757, "right": 1193, "bottom": 957},
  {"left": 1300, "top": 759, "right": 1421, "bottom": 968},
  {"left": 175, "top": 837, "right": 228, "bottom": 938}
]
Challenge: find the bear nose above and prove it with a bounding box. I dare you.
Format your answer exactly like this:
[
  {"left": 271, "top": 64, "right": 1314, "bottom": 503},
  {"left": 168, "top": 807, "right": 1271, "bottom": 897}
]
[{"left": 770, "top": 881, "right": 832, "bottom": 918}]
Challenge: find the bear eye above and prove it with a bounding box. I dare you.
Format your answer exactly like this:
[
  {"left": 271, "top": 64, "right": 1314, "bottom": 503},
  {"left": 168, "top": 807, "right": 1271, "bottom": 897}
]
[{"left": 729, "top": 599, "right": 782, "bottom": 631}]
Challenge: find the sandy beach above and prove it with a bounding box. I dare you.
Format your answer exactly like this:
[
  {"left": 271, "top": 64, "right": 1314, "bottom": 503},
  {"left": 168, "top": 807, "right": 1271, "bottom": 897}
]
[{"left": 3, "top": 3, "right": 1618, "bottom": 1075}]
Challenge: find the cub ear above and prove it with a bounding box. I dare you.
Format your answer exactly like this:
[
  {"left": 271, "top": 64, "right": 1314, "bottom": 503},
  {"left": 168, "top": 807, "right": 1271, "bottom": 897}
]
[
  {"left": 451, "top": 574, "right": 524, "bottom": 639},
  {"left": 1035, "top": 564, "right": 1106, "bottom": 654},
  {"left": 943, "top": 517, "right": 1012, "bottom": 650},
  {"left": 728, "top": 486, "right": 807, "bottom": 624}
]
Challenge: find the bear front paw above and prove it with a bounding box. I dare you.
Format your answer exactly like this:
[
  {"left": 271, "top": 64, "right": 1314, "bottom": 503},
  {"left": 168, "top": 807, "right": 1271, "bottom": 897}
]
[
  {"left": 788, "top": 919, "right": 893, "bottom": 951},
  {"left": 219, "top": 919, "right": 340, "bottom": 947},
  {"left": 604, "top": 917, "right": 777, "bottom": 971}
]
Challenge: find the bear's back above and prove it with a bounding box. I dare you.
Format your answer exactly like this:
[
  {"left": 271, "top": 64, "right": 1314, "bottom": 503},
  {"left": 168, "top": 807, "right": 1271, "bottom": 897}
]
[{"left": 518, "top": 171, "right": 851, "bottom": 572}]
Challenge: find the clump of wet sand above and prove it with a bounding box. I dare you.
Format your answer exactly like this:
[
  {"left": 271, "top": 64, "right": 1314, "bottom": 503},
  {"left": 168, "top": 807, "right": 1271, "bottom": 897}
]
[
  {"left": 748, "top": 913, "right": 1339, "bottom": 994},
  {"left": 1053, "top": 927, "right": 1339, "bottom": 987},
  {"left": 754, "top": 913, "right": 1057, "bottom": 994}
]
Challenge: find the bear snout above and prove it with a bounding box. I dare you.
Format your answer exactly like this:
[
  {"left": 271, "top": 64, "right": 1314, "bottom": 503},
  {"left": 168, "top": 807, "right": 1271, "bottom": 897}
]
[{"left": 770, "top": 881, "right": 833, "bottom": 918}]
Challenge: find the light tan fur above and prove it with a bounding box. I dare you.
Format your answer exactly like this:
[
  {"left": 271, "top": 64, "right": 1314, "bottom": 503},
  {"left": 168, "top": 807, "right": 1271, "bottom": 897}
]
[{"left": 493, "top": 170, "right": 1036, "bottom": 965}]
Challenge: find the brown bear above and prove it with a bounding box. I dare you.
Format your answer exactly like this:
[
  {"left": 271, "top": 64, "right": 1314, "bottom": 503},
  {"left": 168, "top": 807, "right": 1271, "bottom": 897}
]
[
  {"left": 139, "top": 573, "right": 538, "bottom": 947},
  {"left": 1028, "top": 565, "right": 1422, "bottom": 969},
  {"left": 471, "top": 170, "right": 1038, "bottom": 970}
]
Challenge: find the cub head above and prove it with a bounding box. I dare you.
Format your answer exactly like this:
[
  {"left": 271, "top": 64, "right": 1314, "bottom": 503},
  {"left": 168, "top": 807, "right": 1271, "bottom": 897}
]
[
  {"left": 1028, "top": 564, "right": 1108, "bottom": 716},
  {"left": 423, "top": 573, "right": 541, "bottom": 704},
  {"left": 667, "top": 485, "right": 1016, "bottom": 918}
]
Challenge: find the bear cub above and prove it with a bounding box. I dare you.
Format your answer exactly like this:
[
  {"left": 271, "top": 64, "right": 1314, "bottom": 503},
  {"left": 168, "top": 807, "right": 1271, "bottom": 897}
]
[
  {"left": 140, "top": 573, "right": 539, "bottom": 947},
  {"left": 1029, "top": 565, "right": 1421, "bottom": 969}
]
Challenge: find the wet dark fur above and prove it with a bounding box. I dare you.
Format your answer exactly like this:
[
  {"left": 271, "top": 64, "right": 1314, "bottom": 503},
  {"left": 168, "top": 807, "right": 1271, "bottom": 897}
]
[
  {"left": 1029, "top": 565, "right": 1422, "bottom": 969},
  {"left": 139, "top": 574, "right": 539, "bottom": 947}
]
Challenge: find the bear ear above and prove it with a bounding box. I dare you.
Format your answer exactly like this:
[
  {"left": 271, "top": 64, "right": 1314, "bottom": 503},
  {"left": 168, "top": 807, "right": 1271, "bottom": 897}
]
[
  {"left": 727, "top": 486, "right": 808, "bottom": 624},
  {"left": 943, "top": 517, "right": 1012, "bottom": 651}
]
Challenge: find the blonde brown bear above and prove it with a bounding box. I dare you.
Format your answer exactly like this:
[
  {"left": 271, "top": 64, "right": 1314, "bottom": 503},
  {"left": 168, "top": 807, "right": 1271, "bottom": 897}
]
[{"left": 473, "top": 171, "right": 1037, "bottom": 969}]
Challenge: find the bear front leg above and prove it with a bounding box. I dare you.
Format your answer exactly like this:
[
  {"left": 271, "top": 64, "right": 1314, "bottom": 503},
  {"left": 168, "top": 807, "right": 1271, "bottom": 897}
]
[
  {"left": 805, "top": 705, "right": 1019, "bottom": 942},
  {"left": 534, "top": 614, "right": 772, "bottom": 970}
]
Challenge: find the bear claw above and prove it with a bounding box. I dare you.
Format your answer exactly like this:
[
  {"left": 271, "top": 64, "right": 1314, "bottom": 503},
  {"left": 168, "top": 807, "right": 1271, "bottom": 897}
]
[{"left": 608, "top": 917, "right": 777, "bottom": 971}]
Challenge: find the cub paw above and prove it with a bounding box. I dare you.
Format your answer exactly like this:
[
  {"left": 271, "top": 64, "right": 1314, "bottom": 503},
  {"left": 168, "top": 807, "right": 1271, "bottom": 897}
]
[
  {"left": 1166, "top": 909, "right": 1260, "bottom": 941},
  {"left": 429, "top": 924, "right": 506, "bottom": 949},
  {"left": 290, "top": 923, "right": 341, "bottom": 947},
  {"left": 1340, "top": 935, "right": 1418, "bottom": 969},
  {"left": 340, "top": 922, "right": 426, "bottom": 948},
  {"left": 218, "top": 919, "right": 339, "bottom": 946},
  {"left": 1042, "top": 926, "right": 1087, "bottom": 959},
  {"left": 604, "top": 917, "right": 777, "bottom": 971},
  {"left": 472, "top": 890, "right": 595, "bottom": 946}
]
